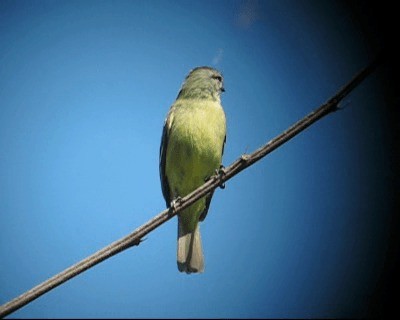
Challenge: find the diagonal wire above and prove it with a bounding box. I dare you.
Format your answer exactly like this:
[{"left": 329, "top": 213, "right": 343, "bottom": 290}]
[{"left": 0, "top": 54, "right": 383, "bottom": 318}]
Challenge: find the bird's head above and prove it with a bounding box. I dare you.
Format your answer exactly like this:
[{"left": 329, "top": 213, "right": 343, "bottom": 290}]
[{"left": 177, "top": 66, "right": 225, "bottom": 101}]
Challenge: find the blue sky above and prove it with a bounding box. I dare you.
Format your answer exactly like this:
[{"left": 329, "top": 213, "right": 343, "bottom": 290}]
[{"left": 0, "top": 0, "right": 396, "bottom": 318}]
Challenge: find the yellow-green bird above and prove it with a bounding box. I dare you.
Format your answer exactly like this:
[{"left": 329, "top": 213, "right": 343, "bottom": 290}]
[{"left": 159, "top": 66, "right": 226, "bottom": 273}]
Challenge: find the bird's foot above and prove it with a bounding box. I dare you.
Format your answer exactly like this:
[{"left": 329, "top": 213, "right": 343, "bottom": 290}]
[
  {"left": 170, "top": 196, "right": 182, "bottom": 213},
  {"left": 215, "top": 165, "right": 226, "bottom": 189}
]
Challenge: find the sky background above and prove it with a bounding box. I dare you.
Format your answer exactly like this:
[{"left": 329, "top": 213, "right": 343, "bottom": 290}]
[{"left": 0, "top": 0, "right": 398, "bottom": 318}]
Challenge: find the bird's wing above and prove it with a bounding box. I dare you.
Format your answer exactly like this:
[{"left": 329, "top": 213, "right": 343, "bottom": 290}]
[
  {"left": 199, "top": 134, "right": 226, "bottom": 222},
  {"left": 159, "top": 110, "right": 173, "bottom": 208}
]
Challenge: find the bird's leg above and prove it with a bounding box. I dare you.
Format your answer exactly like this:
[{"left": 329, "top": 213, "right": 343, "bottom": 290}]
[
  {"left": 204, "top": 165, "right": 226, "bottom": 189},
  {"left": 215, "top": 164, "right": 226, "bottom": 189},
  {"left": 170, "top": 196, "right": 182, "bottom": 213}
]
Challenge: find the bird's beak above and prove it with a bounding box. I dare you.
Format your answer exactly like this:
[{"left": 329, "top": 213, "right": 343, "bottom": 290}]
[{"left": 221, "top": 87, "right": 225, "bottom": 92}]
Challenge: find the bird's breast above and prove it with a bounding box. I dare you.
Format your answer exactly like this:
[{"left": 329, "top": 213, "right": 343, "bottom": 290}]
[{"left": 166, "top": 100, "right": 226, "bottom": 195}]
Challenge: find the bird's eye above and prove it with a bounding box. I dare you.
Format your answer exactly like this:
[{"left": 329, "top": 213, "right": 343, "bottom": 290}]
[{"left": 212, "top": 75, "right": 222, "bottom": 82}]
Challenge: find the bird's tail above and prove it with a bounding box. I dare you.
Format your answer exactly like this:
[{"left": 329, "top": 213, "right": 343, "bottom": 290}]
[{"left": 177, "top": 218, "right": 204, "bottom": 274}]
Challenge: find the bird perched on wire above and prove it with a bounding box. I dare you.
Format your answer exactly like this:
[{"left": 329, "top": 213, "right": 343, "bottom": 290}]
[{"left": 159, "top": 66, "right": 226, "bottom": 273}]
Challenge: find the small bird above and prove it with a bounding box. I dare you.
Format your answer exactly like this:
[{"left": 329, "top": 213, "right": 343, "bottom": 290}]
[{"left": 159, "top": 66, "right": 226, "bottom": 273}]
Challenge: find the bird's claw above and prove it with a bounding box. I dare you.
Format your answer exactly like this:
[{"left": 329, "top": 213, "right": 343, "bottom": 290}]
[
  {"left": 170, "top": 196, "right": 182, "bottom": 213},
  {"left": 215, "top": 165, "right": 226, "bottom": 189}
]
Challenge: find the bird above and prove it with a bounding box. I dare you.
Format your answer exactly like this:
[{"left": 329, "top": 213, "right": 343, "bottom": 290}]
[{"left": 159, "top": 66, "right": 226, "bottom": 273}]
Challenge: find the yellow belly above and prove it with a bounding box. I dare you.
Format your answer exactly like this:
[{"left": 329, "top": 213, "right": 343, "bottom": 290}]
[{"left": 165, "top": 99, "right": 226, "bottom": 230}]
